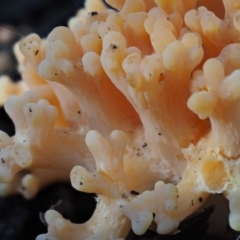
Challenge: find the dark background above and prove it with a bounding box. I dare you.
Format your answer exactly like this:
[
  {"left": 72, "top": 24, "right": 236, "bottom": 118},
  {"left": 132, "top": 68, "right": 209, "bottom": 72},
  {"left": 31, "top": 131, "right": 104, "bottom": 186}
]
[{"left": 0, "top": 0, "right": 239, "bottom": 239}]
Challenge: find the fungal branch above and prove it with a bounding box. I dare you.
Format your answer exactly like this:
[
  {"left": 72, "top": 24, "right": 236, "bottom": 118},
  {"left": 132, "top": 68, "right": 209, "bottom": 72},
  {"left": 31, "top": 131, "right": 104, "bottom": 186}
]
[
  {"left": 39, "top": 130, "right": 193, "bottom": 239},
  {"left": 37, "top": 26, "right": 140, "bottom": 136},
  {"left": 101, "top": 18, "right": 209, "bottom": 173},
  {"left": 188, "top": 44, "right": 240, "bottom": 157}
]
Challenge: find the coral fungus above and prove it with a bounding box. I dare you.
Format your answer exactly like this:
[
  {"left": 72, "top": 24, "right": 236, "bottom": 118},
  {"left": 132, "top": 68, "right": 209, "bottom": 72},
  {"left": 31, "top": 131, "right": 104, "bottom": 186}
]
[{"left": 1, "top": 0, "right": 240, "bottom": 239}]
